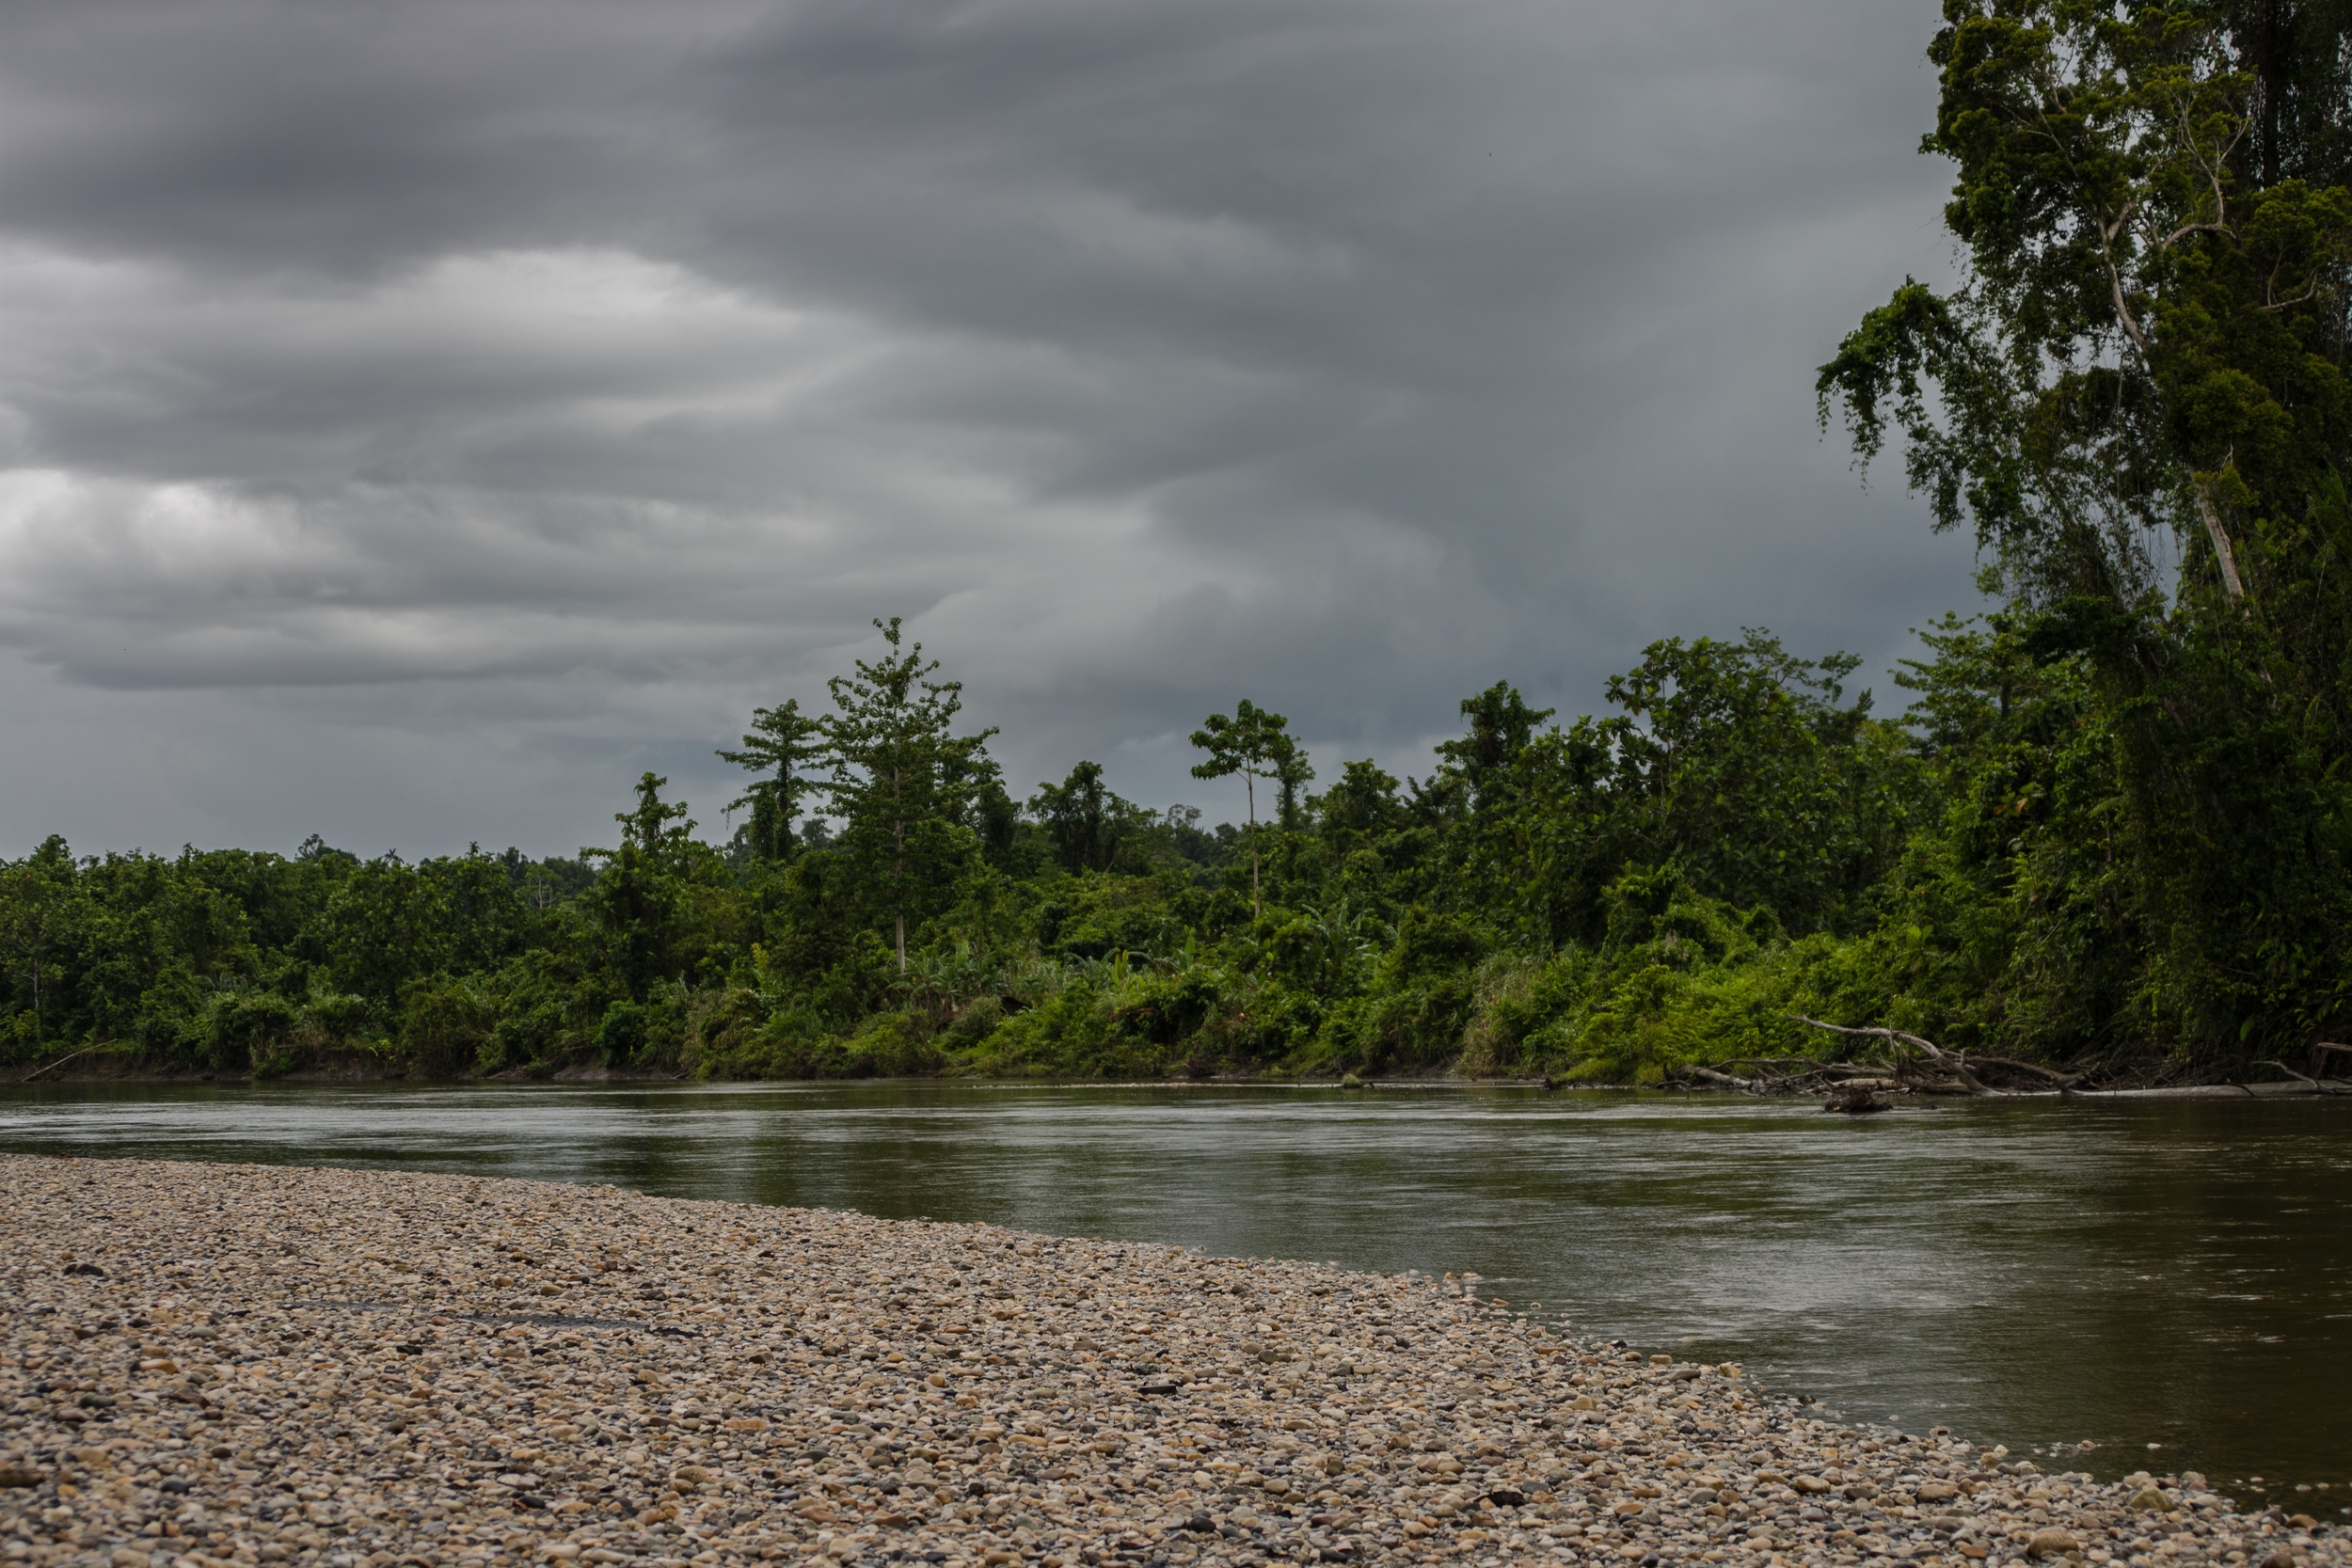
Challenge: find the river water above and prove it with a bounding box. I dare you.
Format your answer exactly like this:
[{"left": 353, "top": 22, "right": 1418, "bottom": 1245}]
[{"left": 3, "top": 1083, "right": 2347, "bottom": 1504}]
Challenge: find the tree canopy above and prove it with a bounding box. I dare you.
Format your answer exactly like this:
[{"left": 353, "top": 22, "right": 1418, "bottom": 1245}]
[{"left": 1820, "top": 0, "right": 2352, "bottom": 1057}]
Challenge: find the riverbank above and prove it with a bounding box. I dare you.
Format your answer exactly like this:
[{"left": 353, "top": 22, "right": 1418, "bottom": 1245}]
[
  {"left": 2, "top": 1156, "right": 2342, "bottom": 1568},
  {"left": 11, "top": 1052, "right": 2352, "bottom": 1099}
]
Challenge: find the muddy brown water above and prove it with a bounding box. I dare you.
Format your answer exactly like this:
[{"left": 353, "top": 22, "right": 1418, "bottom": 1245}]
[{"left": 2, "top": 1082, "right": 2347, "bottom": 1506}]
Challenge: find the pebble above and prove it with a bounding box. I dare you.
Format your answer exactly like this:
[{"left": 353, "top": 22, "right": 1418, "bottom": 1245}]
[{"left": 3, "top": 1154, "right": 2345, "bottom": 1568}]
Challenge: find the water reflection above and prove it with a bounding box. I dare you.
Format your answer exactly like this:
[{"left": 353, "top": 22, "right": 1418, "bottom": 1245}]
[{"left": 2, "top": 1081, "right": 2347, "bottom": 1497}]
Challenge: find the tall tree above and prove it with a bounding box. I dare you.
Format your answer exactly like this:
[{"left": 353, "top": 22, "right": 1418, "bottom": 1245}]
[
  {"left": 1818, "top": 0, "right": 2352, "bottom": 1055},
  {"left": 0, "top": 836, "right": 77, "bottom": 1045},
  {"left": 1272, "top": 734, "right": 1316, "bottom": 832},
  {"left": 821, "top": 618, "right": 998, "bottom": 971},
  {"left": 617, "top": 771, "right": 694, "bottom": 864},
  {"left": 1033, "top": 760, "right": 1128, "bottom": 875},
  {"left": 1190, "top": 700, "right": 1298, "bottom": 918},
  {"left": 575, "top": 772, "right": 698, "bottom": 1000},
  {"left": 2228, "top": 0, "right": 2352, "bottom": 193},
  {"left": 1437, "top": 682, "right": 1555, "bottom": 809},
  {"left": 717, "top": 698, "right": 825, "bottom": 863}
]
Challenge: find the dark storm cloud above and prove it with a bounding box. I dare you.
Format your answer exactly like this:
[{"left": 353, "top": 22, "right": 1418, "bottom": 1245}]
[{"left": 0, "top": 0, "right": 1975, "bottom": 856}]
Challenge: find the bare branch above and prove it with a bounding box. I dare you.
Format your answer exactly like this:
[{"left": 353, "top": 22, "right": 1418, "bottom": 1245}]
[
  {"left": 1790, "top": 1015, "right": 1990, "bottom": 1092},
  {"left": 1791, "top": 1013, "right": 1946, "bottom": 1059},
  {"left": 19, "top": 1044, "right": 103, "bottom": 1084}
]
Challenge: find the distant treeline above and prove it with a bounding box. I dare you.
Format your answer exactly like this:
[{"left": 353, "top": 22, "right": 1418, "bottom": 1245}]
[
  {"left": 0, "top": 614, "right": 2304, "bottom": 1083},
  {"left": 8, "top": 0, "right": 2352, "bottom": 1085}
]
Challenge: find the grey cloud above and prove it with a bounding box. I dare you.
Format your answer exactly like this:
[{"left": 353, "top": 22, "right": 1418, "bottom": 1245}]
[{"left": 0, "top": 0, "right": 1975, "bottom": 858}]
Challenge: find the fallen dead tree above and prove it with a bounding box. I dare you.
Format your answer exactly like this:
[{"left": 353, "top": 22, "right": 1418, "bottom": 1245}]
[{"left": 1663, "top": 1017, "right": 2098, "bottom": 1098}]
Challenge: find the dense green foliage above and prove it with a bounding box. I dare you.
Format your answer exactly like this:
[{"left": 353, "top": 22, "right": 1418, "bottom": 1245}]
[
  {"left": 4, "top": 1, "right": 2346, "bottom": 1083},
  {"left": 1820, "top": 0, "right": 2352, "bottom": 1060},
  {"left": 0, "top": 622, "right": 2152, "bottom": 1083}
]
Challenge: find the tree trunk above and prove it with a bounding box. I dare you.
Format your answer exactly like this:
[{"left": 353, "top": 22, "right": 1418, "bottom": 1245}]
[
  {"left": 893, "top": 763, "right": 907, "bottom": 972},
  {"left": 1247, "top": 772, "right": 1260, "bottom": 918},
  {"left": 2196, "top": 479, "right": 2247, "bottom": 600}
]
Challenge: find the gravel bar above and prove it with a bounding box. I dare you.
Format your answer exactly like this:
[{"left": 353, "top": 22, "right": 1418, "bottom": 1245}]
[{"left": 2, "top": 1155, "right": 2339, "bottom": 1568}]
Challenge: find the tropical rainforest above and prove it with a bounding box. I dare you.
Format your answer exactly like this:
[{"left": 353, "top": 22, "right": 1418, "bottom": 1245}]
[{"left": 5, "top": 0, "right": 2349, "bottom": 1085}]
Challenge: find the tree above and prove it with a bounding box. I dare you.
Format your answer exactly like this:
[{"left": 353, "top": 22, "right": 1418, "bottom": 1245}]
[
  {"left": 1190, "top": 699, "right": 1299, "bottom": 918},
  {"left": 312, "top": 854, "right": 453, "bottom": 1008},
  {"left": 1272, "top": 734, "right": 1316, "bottom": 832},
  {"left": 717, "top": 698, "right": 826, "bottom": 863},
  {"left": 583, "top": 773, "right": 696, "bottom": 1000},
  {"left": 1028, "top": 761, "right": 1168, "bottom": 875},
  {"left": 1599, "top": 632, "right": 1913, "bottom": 934},
  {"left": 1437, "top": 682, "right": 1555, "bottom": 809},
  {"left": 616, "top": 771, "right": 694, "bottom": 864},
  {"left": 0, "top": 836, "right": 77, "bottom": 1044},
  {"left": 1320, "top": 759, "right": 1410, "bottom": 841},
  {"left": 1033, "top": 761, "right": 1125, "bottom": 875},
  {"left": 1818, "top": 1, "right": 2351, "bottom": 613},
  {"left": 820, "top": 618, "right": 998, "bottom": 971},
  {"left": 1818, "top": 0, "right": 2352, "bottom": 1055}
]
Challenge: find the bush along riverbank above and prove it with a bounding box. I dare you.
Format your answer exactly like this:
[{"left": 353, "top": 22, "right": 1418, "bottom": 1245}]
[{"left": 4, "top": 1154, "right": 2342, "bottom": 1568}]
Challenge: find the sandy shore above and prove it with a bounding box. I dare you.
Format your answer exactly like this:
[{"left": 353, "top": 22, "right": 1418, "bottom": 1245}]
[{"left": 0, "top": 1155, "right": 2337, "bottom": 1568}]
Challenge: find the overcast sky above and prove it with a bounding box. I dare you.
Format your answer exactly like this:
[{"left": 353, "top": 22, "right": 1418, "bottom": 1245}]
[{"left": 0, "top": 0, "right": 1978, "bottom": 861}]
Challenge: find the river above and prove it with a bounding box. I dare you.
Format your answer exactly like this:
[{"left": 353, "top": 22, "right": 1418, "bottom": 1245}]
[{"left": 2, "top": 1082, "right": 2346, "bottom": 1508}]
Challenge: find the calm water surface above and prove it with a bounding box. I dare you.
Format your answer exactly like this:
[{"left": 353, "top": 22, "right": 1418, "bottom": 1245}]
[{"left": 2, "top": 1083, "right": 2347, "bottom": 1498}]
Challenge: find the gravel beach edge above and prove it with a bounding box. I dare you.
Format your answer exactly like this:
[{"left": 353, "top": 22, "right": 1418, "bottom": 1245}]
[{"left": 1, "top": 1155, "right": 2338, "bottom": 1568}]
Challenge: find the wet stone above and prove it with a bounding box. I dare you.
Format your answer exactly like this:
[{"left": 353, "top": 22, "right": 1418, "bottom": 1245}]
[{"left": 3, "top": 1153, "right": 2344, "bottom": 1567}]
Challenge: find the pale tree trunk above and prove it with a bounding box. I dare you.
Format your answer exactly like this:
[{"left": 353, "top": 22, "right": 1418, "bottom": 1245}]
[
  {"left": 1247, "top": 772, "right": 1260, "bottom": 919},
  {"left": 892, "top": 764, "right": 908, "bottom": 972},
  {"left": 2195, "top": 480, "right": 2247, "bottom": 601},
  {"left": 9, "top": 911, "right": 49, "bottom": 1042}
]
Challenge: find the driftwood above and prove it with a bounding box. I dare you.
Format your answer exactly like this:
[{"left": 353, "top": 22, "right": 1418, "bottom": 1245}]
[
  {"left": 1792, "top": 1015, "right": 1996, "bottom": 1092},
  {"left": 1675, "top": 1010, "right": 2098, "bottom": 1100},
  {"left": 1791, "top": 1016, "right": 1943, "bottom": 1054},
  {"left": 1822, "top": 1083, "right": 1893, "bottom": 1114},
  {"left": 1792, "top": 1016, "right": 2109, "bottom": 1092},
  {"left": 1791, "top": 1015, "right": 2002, "bottom": 1094},
  {"left": 18, "top": 1045, "right": 103, "bottom": 1084},
  {"left": 1667, "top": 1037, "right": 2348, "bottom": 1101},
  {"left": 1953, "top": 1053, "right": 2086, "bottom": 1089},
  {"left": 1672, "top": 1020, "right": 2098, "bottom": 1100},
  {"left": 2254, "top": 1058, "right": 2343, "bottom": 1095},
  {"left": 1676, "top": 1047, "right": 1938, "bottom": 1097}
]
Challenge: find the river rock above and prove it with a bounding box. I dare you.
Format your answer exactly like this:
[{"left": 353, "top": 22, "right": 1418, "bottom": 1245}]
[
  {"left": 2028, "top": 1524, "right": 2079, "bottom": 1557},
  {"left": 2, "top": 1152, "right": 2346, "bottom": 1568}
]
